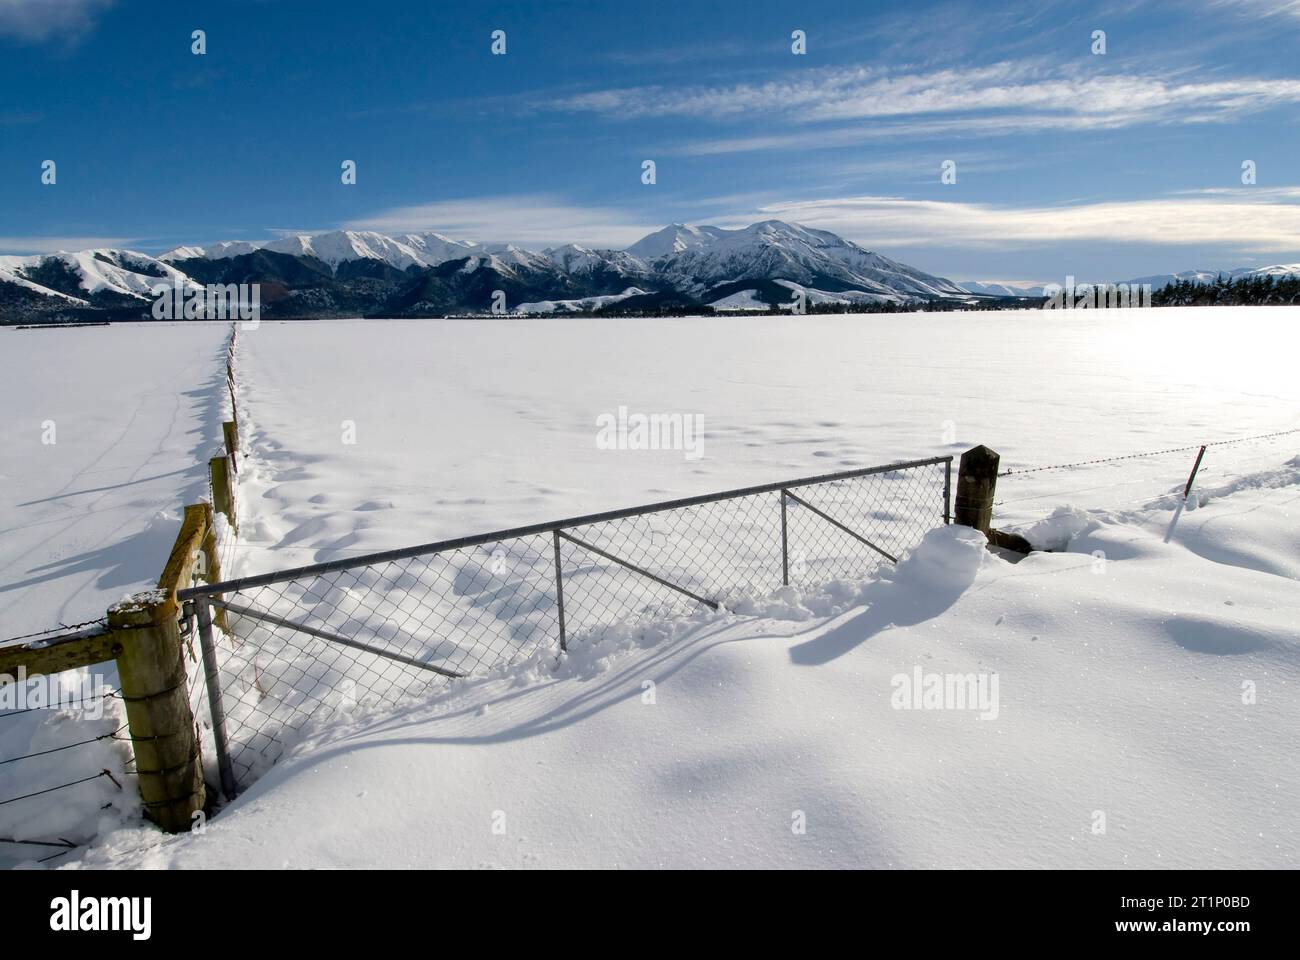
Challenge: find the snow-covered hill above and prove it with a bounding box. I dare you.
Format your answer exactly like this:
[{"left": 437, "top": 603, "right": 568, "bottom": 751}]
[
  {"left": 1123, "top": 264, "right": 1300, "bottom": 289},
  {"left": 636, "top": 221, "right": 966, "bottom": 299},
  {"left": 0, "top": 249, "right": 197, "bottom": 307},
  {"left": 955, "top": 280, "right": 1047, "bottom": 297},
  {"left": 2, "top": 222, "right": 973, "bottom": 321}
]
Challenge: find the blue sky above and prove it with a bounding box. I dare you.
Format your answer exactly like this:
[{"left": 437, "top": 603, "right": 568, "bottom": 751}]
[{"left": 2, "top": 0, "right": 1299, "bottom": 282}]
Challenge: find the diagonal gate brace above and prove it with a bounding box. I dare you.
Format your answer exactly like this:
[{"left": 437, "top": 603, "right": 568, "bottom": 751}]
[
  {"left": 556, "top": 531, "right": 719, "bottom": 611},
  {"left": 208, "top": 597, "right": 466, "bottom": 679},
  {"left": 783, "top": 489, "right": 898, "bottom": 563}
]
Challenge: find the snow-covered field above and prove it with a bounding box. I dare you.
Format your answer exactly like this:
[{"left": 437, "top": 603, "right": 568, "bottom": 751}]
[
  {"left": 0, "top": 322, "right": 232, "bottom": 867},
  {"left": 221, "top": 309, "right": 1299, "bottom": 578},
  {"left": 3, "top": 307, "right": 1298, "bottom": 869},
  {"left": 78, "top": 497, "right": 1300, "bottom": 869},
  {"left": 0, "top": 322, "right": 231, "bottom": 637}
]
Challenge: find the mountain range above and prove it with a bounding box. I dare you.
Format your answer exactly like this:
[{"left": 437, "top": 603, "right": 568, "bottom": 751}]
[
  {"left": 3, "top": 221, "right": 1297, "bottom": 323},
  {"left": 952, "top": 264, "right": 1300, "bottom": 299},
  {"left": 0, "top": 221, "right": 975, "bottom": 323}
]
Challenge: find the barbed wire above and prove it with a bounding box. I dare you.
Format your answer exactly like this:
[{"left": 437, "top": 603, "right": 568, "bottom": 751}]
[
  {"left": 0, "top": 616, "right": 108, "bottom": 647},
  {"left": 0, "top": 836, "right": 83, "bottom": 865},
  {"left": 0, "top": 769, "right": 121, "bottom": 807},
  {"left": 0, "top": 687, "right": 123, "bottom": 721},
  {"left": 0, "top": 722, "right": 129, "bottom": 766},
  {"left": 0, "top": 836, "right": 77, "bottom": 850},
  {"left": 996, "top": 427, "right": 1299, "bottom": 477},
  {"left": 0, "top": 323, "right": 239, "bottom": 839}
]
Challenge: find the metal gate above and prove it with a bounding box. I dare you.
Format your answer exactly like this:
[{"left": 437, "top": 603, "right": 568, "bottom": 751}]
[{"left": 177, "top": 456, "right": 953, "bottom": 796}]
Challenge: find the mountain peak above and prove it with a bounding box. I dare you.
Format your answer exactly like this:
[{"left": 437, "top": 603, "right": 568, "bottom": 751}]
[{"left": 624, "top": 223, "right": 729, "bottom": 259}]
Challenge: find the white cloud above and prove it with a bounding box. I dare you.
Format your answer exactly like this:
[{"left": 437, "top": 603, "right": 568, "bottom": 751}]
[
  {"left": 0, "top": 0, "right": 114, "bottom": 43},
  {"left": 0, "top": 235, "right": 133, "bottom": 255},
  {"left": 345, "top": 195, "right": 659, "bottom": 249},
  {"left": 346, "top": 188, "right": 1300, "bottom": 258},
  {"left": 735, "top": 191, "right": 1300, "bottom": 253},
  {"left": 551, "top": 61, "right": 1300, "bottom": 154},
  {"left": 1210, "top": 0, "right": 1300, "bottom": 19}
]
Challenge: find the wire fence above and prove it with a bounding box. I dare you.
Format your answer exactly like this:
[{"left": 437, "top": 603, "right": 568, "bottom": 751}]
[
  {"left": 0, "top": 617, "right": 109, "bottom": 649},
  {"left": 0, "top": 324, "right": 243, "bottom": 860},
  {"left": 993, "top": 427, "right": 1299, "bottom": 525},
  {"left": 996, "top": 427, "right": 1300, "bottom": 479},
  {"left": 0, "top": 679, "right": 127, "bottom": 865},
  {"left": 178, "top": 456, "right": 953, "bottom": 795}
]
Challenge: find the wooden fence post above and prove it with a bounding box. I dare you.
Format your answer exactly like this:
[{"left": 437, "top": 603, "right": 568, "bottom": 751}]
[
  {"left": 955, "top": 444, "right": 1032, "bottom": 553},
  {"left": 209, "top": 454, "right": 236, "bottom": 533},
  {"left": 106, "top": 503, "right": 211, "bottom": 832},
  {"left": 954, "top": 444, "right": 999, "bottom": 534},
  {"left": 197, "top": 500, "right": 228, "bottom": 632},
  {"left": 222, "top": 420, "right": 239, "bottom": 472},
  {"left": 227, "top": 379, "right": 238, "bottom": 428}
]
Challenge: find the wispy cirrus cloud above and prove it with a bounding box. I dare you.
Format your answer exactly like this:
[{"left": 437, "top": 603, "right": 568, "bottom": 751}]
[
  {"left": 735, "top": 190, "right": 1300, "bottom": 253},
  {"left": 1209, "top": 0, "right": 1300, "bottom": 19},
  {"left": 549, "top": 60, "right": 1300, "bottom": 154},
  {"left": 0, "top": 0, "right": 114, "bottom": 44},
  {"left": 344, "top": 195, "right": 660, "bottom": 248},
  {"left": 344, "top": 187, "right": 1300, "bottom": 258},
  {"left": 0, "top": 235, "right": 133, "bottom": 255}
]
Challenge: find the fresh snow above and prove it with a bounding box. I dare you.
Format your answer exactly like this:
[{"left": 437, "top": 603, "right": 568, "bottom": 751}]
[
  {"left": 955, "top": 280, "right": 1047, "bottom": 297},
  {"left": 208, "top": 309, "right": 1297, "bottom": 576},
  {"left": 73, "top": 493, "right": 1300, "bottom": 869},
  {"left": 0, "top": 268, "right": 88, "bottom": 304},
  {"left": 161, "top": 240, "right": 262, "bottom": 262},
  {"left": 774, "top": 279, "right": 895, "bottom": 305},
  {"left": 0, "top": 322, "right": 232, "bottom": 867},
  {"left": 0, "top": 250, "right": 196, "bottom": 302},
  {"left": 0, "top": 322, "right": 231, "bottom": 636},
  {"left": 625, "top": 223, "right": 731, "bottom": 259},
  {"left": 3, "top": 306, "right": 1298, "bottom": 869},
  {"left": 25, "top": 221, "right": 968, "bottom": 304},
  {"left": 515, "top": 287, "right": 648, "bottom": 314},
  {"left": 1123, "top": 264, "right": 1300, "bottom": 290},
  {"left": 707, "top": 289, "right": 769, "bottom": 310}
]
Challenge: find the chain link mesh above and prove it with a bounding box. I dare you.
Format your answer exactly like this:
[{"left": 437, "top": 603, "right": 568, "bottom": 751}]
[{"left": 198, "top": 459, "right": 950, "bottom": 789}]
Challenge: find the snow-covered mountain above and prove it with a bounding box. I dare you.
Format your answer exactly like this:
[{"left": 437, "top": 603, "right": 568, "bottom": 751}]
[
  {"left": 957, "top": 264, "right": 1300, "bottom": 298},
  {"left": 634, "top": 221, "right": 966, "bottom": 300},
  {"left": 1121, "top": 264, "right": 1300, "bottom": 289},
  {"left": 2, "top": 222, "right": 975, "bottom": 321},
  {"left": 626, "top": 224, "right": 730, "bottom": 259},
  {"left": 955, "top": 280, "right": 1047, "bottom": 298},
  {"left": 0, "top": 249, "right": 198, "bottom": 311}
]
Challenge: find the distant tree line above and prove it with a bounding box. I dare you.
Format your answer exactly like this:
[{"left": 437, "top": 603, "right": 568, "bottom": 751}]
[{"left": 1151, "top": 273, "right": 1300, "bottom": 307}]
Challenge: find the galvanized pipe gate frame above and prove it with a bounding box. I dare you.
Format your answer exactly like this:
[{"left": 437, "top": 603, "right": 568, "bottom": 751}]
[{"left": 178, "top": 455, "right": 954, "bottom": 800}]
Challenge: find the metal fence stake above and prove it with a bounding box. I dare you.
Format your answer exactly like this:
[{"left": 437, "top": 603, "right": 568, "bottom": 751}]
[
  {"left": 195, "top": 598, "right": 237, "bottom": 801},
  {"left": 1183, "top": 445, "right": 1207, "bottom": 499},
  {"left": 780, "top": 489, "right": 790, "bottom": 586},
  {"left": 553, "top": 530, "right": 567, "bottom": 653},
  {"left": 943, "top": 458, "right": 952, "bottom": 524}
]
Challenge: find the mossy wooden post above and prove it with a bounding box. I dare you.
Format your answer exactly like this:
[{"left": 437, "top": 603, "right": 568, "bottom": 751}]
[
  {"left": 210, "top": 454, "right": 236, "bottom": 533},
  {"left": 222, "top": 420, "right": 239, "bottom": 472},
  {"left": 954, "top": 444, "right": 999, "bottom": 535},
  {"left": 197, "top": 501, "right": 228, "bottom": 632},
  {"left": 108, "top": 503, "right": 210, "bottom": 832},
  {"left": 227, "top": 379, "right": 238, "bottom": 428}
]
